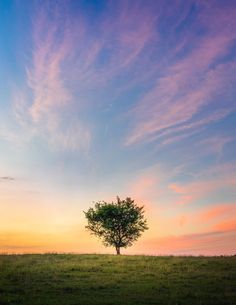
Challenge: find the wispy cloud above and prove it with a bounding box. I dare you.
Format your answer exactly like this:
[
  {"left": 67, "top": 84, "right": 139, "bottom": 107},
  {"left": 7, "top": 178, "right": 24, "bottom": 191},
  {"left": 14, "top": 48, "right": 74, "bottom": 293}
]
[
  {"left": 69, "top": 0, "right": 158, "bottom": 91},
  {"left": 11, "top": 0, "right": 161, "bottom": 152},
  {"left": 12, "top": 3, "right": 91, "bottom": 152},
  {"left": 125, "top": 2, "right": 236, "bottom": 146},
  {"left": 196, "top": 135, "right": 235, "bottom": 158},
  {"left": 175, "top": 203, "right": 236, "bottom": 229},
  {"left": 168, "top": 169, "right": 236, "bottom": 206},
  {"left": 0, "top": 176, "right": 15, "bottom": 181},
  {"left": 126, "top": 60, "right": 236, "bottom": 146},
  {"left": 126, "top": 160, "right": 236, "bottom": 211},
  {"left": 197, "top": 204, "right": 236, "bottom": 224}
]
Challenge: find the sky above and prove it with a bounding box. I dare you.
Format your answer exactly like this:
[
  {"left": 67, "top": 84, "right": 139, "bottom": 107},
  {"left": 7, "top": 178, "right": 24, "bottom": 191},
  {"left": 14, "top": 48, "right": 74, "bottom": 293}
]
[{"left": 0, "top": 0, "right": 236, "bottom": 255}]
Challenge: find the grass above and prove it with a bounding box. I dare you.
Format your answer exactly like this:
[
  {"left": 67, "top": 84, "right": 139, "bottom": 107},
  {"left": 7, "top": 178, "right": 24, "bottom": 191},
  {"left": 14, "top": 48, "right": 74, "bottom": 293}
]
[{"left": 0, "top": 254, "right": 235, "bottom": 305}]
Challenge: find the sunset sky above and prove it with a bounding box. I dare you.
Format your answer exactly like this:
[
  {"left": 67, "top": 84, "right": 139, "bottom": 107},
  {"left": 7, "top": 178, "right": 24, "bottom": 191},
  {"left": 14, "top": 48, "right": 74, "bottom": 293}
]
[{"left": 0, "top": 0, "right": 236, "bottom": 255}]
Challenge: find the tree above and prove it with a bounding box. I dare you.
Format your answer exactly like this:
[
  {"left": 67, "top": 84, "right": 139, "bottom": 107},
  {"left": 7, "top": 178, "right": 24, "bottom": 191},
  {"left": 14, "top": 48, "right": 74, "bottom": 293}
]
[{"left": 84, "top": 196, "right": 148, "bottom": 255}]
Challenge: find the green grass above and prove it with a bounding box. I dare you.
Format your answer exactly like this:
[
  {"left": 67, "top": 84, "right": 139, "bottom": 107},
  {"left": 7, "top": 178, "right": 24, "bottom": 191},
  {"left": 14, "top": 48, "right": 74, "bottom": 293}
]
[{"left": 0, "top": 254, "right": 235, "bottom": 305}]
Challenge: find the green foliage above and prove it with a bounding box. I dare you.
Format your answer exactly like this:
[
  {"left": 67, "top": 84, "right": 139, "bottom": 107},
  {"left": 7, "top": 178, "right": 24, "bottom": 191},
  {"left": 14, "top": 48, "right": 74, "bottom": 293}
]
[
  {"left": 0, "top": 254, "right": 236, "bottom": 305},
  {"left": 84, "top": 197, "right": 148, "bottom": 254}
]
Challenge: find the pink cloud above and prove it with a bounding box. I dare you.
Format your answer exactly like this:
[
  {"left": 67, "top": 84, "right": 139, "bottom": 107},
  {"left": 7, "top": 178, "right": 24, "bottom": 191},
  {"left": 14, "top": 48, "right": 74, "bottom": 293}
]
[
  {"left": 26, "top": 0, "right": 158, "bottom": 116},
  {"left": 12, "top": 5, "right": 91, "bottom": 152},
  {"left": 168, "top": 203, "right": 236, "bottom": 238},
  {"left": 168, "top": 163, "right": 236, "bottom": 206},
  {"left": 168, "top": 184, "right": 193, "bottom": 205},
  {"left": 82, "top": 1, "right": 158, "bottom": 89},
  {"left": 11, "top": 1, "right": 160, "bottom": 152},
  {"left": 198, "top": 205, "right": 236, "bottom": 223},
  {"left": 125, "top": 2, "right": 236, "bottom": 146},
  {"left": 168, "top": 184, "right": 185, "bottom": 194},
  {"left": 133, "top": 230, "right": 236, "bottom": 255},
  {"left": 28, "top": 8, "right": 73, "bottom": 123},
  {"left": 142, "top": 108, "right": 233, "bottom": 148},
  {"left": 127, "top": 172, "right": 159, "bottom": 213},
  {"left": 214, "top": 219, "right": 236, "bottom": 232},
  {"left": 160, "top": 132, "right": 234, "bottom": 159},
  {"left": 126, "top": 59, "right": 236, "bottom": 146}
]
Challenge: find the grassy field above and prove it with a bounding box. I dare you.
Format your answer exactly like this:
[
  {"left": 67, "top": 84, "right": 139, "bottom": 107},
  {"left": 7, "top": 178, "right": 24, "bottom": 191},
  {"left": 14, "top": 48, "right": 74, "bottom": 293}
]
[{"left": 0, "top": 254, "right": 235, "bottom": 305}]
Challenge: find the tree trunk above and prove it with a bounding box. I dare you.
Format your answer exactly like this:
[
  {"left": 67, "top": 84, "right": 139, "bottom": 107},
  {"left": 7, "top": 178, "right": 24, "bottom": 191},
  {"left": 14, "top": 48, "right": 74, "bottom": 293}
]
[{"left": 116, "top": 246, "right": 120, "bottom": 255}]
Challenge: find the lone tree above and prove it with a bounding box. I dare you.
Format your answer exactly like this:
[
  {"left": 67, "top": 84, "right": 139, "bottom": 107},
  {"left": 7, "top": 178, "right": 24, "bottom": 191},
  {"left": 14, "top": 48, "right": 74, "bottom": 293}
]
[{"left": 84, "top": 196, "right": 148, "bottom": 255}]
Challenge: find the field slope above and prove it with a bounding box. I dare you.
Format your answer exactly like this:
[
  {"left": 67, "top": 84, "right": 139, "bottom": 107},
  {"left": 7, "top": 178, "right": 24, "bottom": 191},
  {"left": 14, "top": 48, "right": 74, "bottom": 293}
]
[{"left": 0, "top": 254, "right": 235, "bottom": 305}]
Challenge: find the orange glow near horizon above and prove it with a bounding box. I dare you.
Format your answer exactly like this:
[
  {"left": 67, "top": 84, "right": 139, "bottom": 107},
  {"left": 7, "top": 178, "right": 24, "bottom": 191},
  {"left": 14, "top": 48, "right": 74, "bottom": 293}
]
[{"left": 1, "top": 191, "right": 235, "bottom": 255}]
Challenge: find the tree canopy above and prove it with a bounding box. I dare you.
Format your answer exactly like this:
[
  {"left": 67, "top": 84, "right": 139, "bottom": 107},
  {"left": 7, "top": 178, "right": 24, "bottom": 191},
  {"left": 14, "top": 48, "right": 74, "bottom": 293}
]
[{"left": 84, "top": 197, "right": 148, "bottom": 254}]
